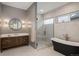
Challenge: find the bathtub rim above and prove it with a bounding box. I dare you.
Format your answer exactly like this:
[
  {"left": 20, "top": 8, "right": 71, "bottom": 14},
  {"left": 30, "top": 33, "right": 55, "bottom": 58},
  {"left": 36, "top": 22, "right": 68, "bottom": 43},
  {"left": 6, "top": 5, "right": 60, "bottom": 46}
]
[{"left": 51, "top": 38, "right": 79, "bottom": 47}]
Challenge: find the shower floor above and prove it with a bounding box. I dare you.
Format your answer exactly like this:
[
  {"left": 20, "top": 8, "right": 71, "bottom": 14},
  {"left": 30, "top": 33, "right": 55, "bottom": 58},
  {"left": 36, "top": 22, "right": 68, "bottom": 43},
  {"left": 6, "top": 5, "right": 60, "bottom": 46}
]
[{"left": 37, "top": 38, "right": 52, "bottom": 49}]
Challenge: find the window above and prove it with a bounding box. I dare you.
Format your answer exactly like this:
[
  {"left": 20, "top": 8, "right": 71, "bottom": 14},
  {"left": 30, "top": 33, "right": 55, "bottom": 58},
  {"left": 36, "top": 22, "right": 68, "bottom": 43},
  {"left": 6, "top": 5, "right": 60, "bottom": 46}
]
[
  {"left": 70, "top": 12, "right": 79, "bottom": 21},
  {"left": 58, "top": 14, "right": 70, "bottom": 23},
  {"left": 44, "top": 18, "right": 53, "bottom": 24}
]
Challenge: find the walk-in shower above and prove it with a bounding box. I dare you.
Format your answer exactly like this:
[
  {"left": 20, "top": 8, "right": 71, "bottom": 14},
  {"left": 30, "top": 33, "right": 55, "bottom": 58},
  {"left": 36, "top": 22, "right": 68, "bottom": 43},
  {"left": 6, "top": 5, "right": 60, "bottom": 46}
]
[{"left": 36, "top": 14, "right": 54, "bottom": 49}]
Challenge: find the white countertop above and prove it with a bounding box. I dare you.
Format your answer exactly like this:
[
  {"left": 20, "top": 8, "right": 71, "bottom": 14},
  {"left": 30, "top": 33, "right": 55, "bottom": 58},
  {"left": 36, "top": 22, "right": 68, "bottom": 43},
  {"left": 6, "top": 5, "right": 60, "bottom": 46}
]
[{"left": 0, "top": 33, "right": 29, "bottom": 38}]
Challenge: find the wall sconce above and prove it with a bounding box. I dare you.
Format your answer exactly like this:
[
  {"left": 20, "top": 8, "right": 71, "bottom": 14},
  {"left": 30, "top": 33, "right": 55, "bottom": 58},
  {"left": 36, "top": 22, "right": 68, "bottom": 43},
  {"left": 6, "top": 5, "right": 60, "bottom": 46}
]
[
  {"left": 4, "top": 19, "right": 9, "bottom": 24},
  {"left": 22, "top": 20, "right": 32, "bottom": 28},
  {"left": 22, "top": 20, "right": 26, "bottom": 28},
  {"left": 3, "top": 19, "right": 9, "bottom": 27},
  {"left": 22, "top": 25, "right": 26, "bottom": 28},
  {"left": 22, "top": 20, "right": 26, "bottom": 25},
  {"left": 0, "top": 19, "right": 1, "bottom": 24}
]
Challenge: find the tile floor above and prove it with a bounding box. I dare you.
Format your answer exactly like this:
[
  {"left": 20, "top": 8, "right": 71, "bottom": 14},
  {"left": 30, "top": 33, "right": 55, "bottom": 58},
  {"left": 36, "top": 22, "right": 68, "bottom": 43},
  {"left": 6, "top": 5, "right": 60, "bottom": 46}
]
[{"left": 0, "top": 45, "right": 64, "bottom": 56}]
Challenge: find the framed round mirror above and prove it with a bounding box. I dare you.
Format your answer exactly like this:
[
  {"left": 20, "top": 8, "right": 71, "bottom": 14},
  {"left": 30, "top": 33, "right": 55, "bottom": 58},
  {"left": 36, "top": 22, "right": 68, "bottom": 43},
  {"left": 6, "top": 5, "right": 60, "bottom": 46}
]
[{"left": 9, "top": 18, "right": 22, "bottom": 31}]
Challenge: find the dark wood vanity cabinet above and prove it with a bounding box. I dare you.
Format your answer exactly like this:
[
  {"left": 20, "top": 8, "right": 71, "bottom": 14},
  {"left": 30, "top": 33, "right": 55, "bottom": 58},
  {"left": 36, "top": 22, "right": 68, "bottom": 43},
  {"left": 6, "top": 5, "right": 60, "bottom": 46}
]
[
  {"left": 0, "top": 36, "right": 29, "bottom": 52},
  {"left": 0, "top": 39, "right": 1, "bottom": 51}
]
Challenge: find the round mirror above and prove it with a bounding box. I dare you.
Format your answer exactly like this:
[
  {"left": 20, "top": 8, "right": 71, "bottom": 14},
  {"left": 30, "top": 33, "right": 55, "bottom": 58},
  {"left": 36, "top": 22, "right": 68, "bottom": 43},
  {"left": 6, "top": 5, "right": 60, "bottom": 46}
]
[{"left": 9, "top": 18, "right": 22, "bottom": 31}]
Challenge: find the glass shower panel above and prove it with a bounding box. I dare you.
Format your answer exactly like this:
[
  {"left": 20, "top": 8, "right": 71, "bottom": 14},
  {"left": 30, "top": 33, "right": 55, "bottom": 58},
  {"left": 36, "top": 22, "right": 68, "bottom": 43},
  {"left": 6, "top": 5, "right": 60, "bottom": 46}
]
[
  {"left": 44, "top": 18, "right": 54, "bottom": 43},
  {"left": 36, "top": 14, "right": 54, "bottom": 49}
]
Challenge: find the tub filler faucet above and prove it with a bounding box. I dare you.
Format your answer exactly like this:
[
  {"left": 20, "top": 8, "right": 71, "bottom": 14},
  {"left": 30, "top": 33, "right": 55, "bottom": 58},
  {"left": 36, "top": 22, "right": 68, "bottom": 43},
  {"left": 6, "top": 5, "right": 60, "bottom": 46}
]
[{"left": 63, "top": 34, "right": 70, "bottom": 41}]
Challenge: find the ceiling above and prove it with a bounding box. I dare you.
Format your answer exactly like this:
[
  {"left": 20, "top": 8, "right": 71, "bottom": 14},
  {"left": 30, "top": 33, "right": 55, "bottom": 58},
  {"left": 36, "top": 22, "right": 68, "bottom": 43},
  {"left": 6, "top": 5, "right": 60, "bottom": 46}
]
[
  {"left": 37, "top": 2, "right": 69, "bottom": 14},
  {"left": 2, "top": 2, "right": 69, "bottom": 14},
  {"left": 2, "top": 2, "right": 33, "bottom": 10}
]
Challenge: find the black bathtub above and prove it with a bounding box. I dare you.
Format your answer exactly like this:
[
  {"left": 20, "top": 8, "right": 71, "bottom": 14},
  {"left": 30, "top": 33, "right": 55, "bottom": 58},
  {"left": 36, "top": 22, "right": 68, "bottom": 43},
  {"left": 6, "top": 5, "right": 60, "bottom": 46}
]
[{"left": 51, "top": 38, "right": 79, "bottom": 56}]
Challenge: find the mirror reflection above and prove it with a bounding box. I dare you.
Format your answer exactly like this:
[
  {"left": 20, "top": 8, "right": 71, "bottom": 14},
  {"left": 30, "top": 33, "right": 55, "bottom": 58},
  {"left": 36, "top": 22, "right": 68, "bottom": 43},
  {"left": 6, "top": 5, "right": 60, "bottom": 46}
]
[{"left": 9, "top": 18, "right": 22, "bottom": 31}]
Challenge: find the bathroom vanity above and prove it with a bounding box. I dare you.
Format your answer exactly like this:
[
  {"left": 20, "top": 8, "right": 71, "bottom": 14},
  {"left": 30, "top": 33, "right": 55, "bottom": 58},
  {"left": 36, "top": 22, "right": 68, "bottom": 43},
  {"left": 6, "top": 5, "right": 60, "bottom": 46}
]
[{"left": 0, "top": 33, "right": 29, "bottom": 52}]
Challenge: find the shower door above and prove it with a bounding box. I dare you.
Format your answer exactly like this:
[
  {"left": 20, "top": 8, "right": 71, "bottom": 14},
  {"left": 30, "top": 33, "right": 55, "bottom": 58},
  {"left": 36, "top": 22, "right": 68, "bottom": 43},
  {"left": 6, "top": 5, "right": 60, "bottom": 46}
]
[
  {"left": 43, "top": 18, "right": 54, "bottom": 45},
  {"left": 36, "top": 14, "right": 45, "bottom": 49},
  {"left": 36, "top": 14, "right": 54, "bottom": 49}
]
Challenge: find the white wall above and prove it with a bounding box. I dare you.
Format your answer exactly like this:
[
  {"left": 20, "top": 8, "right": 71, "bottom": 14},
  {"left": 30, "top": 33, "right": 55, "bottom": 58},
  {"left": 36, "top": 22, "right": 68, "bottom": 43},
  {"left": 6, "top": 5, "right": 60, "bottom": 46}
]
[
  {"left": 54, "top": 21, "right": 79, "bottom": 42},
  {"left": 25, "top": 3, "right": 37, "bottom": 48},
  {"left": 44, "top": 2, "right": 79, "bottom": 42},
  {"left": 44, "top": 2, "right": 79, "bottom": 19},
  {"left": 1, "top": 4, "right": 29, "bottom": 34}
]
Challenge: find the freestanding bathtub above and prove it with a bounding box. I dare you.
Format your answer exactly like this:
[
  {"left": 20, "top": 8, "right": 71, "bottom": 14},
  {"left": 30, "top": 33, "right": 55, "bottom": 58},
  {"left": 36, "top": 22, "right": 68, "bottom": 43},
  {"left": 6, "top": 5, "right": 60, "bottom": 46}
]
[{"left": 51, "top": 38, "right": 79, "bottom": 56}]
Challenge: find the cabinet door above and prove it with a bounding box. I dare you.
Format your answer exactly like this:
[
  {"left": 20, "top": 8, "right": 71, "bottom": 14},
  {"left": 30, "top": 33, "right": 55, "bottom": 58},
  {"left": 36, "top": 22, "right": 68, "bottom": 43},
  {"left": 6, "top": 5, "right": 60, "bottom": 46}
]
[
  {"left": 2, "top": 37, "right": 16, "bottom": 49},
  {"left": 16, "top": 36, "right": 27, "bottom": 45},
  {"left": 15, "top": 37, "right": 22, "bottom": 46},
  {"left": 17, "top": 36, "right": 28, "bottom": 45},
  {"left": 25, "top": 36, "right": 29, "bottom": 45}
]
